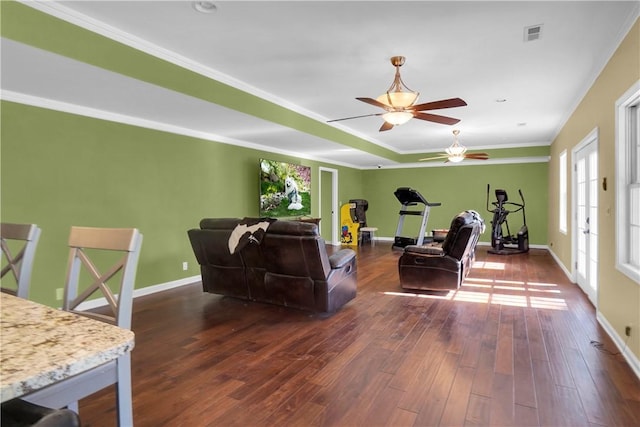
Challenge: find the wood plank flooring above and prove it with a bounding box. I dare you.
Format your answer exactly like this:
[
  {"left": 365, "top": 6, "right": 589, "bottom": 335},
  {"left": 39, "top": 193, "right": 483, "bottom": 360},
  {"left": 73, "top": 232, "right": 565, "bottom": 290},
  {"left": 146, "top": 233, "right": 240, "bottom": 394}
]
[{"left": 79, "top": 244, "right": 640, "bottom": 426}]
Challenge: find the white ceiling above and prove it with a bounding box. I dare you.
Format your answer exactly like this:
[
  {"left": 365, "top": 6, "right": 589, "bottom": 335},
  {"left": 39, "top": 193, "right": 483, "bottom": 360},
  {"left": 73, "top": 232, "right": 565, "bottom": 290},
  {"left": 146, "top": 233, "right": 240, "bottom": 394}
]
[{"left": 2, "top": 1, "right": 638, "bottom": 168}]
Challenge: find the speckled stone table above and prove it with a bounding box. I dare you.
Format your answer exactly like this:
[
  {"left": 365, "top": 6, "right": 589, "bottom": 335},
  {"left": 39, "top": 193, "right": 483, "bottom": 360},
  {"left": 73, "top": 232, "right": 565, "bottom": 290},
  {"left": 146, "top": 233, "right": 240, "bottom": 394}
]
[{"left": 0, "top": 292, "right": 134, "bottom": 421}]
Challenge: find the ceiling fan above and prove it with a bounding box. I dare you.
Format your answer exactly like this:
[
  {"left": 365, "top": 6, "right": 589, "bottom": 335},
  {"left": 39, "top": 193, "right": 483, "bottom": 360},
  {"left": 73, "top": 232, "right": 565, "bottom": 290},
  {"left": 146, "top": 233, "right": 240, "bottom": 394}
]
[
  {"left": 327, "top": 56, "right": 467, "bottom": 132},
  {"left": 419, "top": 130, "right": 489, "bottom": 163}
]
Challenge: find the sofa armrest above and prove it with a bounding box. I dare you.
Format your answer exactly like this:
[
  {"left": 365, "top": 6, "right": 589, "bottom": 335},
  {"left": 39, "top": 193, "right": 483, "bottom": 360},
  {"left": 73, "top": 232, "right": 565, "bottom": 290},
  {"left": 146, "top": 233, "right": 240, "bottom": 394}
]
[{"left": 329, "top": 249, "right": 356, "bottom": 269}]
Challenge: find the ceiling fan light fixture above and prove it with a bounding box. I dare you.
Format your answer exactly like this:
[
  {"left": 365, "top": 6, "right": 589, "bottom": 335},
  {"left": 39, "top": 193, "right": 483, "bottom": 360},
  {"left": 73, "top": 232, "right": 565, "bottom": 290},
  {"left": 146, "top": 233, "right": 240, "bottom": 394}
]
[
  {"left": 445, "top": 143, "right": 467, "bottom": 157},
  {"left": 419, "top": 130, "right": 489, "bottom": 163},
  {"left": 446, "top": 129, "right": 467, "bottom": 160},
  {"left": 375, "top": 56, "right": 419, "bottom": 109},
  {"left": 376, "top": 90, "right": 419, "bottom": 109},
  {"left": 382, "top": 111, "right": 414, "bottom": 125},
  {"left": 447, "top": 154, "right": 466, "bottom": 163},
  {"left": 329, "top": 56, "right": 466, "bottom": 131}
]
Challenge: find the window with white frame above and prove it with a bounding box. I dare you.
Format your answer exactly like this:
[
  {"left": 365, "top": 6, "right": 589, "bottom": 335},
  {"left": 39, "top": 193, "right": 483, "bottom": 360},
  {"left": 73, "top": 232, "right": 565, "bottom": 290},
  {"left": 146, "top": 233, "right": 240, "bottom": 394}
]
[
  {"left": 559, "top": 150, "right": 567, "bottom": 234},
  {"left": 615, "top": 81, "right": 640, "bottom": 284}
]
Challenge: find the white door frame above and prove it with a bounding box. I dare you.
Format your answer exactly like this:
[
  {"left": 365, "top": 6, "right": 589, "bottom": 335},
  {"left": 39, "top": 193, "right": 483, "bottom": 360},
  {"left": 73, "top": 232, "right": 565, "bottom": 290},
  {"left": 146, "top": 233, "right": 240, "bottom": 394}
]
[
  {"left": 571, "top": 127, "right": 599, "bottom": 306},
  {"left": 319, "top": 167, "right": 339, "bottom": 245}
]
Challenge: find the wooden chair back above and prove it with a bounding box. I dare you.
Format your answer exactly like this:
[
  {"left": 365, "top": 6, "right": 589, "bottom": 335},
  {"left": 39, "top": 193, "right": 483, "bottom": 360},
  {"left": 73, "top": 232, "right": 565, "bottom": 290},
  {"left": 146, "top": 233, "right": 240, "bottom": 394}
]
[
  {"left": 64, "top": 226, "right": 143, "bottom": 330},
  {"left": 1, "top": 223, "right": 42, "bottom": 298}
]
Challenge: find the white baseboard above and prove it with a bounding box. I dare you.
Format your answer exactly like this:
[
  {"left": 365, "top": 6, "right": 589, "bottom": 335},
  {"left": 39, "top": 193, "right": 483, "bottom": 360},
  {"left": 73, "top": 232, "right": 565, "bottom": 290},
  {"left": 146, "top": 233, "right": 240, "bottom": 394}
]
[
  {"left": 546, "top": 246, "right": 574, "bottom": 281},
  {"left": 75, "top": 275, "right": 200, "bottom": 311},
  {"left": 596, "top": 311, "right": 640, "bottom": 380}
]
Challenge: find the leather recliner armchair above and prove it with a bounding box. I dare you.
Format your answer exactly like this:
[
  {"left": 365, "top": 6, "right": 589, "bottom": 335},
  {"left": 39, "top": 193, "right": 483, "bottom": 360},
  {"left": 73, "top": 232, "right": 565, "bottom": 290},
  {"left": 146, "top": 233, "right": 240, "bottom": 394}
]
[
  {"left": 188, "top": 218, "right": 357, "bottom": 313},
  {"left": 398, "top": 210, "right": 484, "bottom": 291}
]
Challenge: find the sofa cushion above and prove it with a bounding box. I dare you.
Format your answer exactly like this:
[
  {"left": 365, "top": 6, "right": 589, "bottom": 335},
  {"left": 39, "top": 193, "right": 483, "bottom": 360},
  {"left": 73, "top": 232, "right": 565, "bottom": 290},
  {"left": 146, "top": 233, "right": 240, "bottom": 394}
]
[{"left": 266, "top": 220, "right": 319, "bottom": 236}]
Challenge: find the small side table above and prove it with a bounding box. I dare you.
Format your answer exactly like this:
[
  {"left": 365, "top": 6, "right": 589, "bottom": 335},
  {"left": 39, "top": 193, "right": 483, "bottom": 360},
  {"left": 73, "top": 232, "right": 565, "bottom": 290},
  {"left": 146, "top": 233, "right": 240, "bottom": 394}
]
[{"left": 359, "top": 227, "right": 378, "bottom": 246}]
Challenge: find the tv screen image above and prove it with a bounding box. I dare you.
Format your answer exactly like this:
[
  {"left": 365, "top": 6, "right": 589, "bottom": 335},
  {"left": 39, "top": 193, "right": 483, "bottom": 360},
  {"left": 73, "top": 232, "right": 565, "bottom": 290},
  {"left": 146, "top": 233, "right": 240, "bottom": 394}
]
[{"left": 260, "top": 159, "right": 311, "bottom": 218}]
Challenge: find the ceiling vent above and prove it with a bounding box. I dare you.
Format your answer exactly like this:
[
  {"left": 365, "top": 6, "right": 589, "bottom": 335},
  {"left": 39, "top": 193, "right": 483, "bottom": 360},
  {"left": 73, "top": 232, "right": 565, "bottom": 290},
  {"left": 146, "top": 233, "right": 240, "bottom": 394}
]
[{"left": 524, "top": 24, "right": 543, "bottom": 42}]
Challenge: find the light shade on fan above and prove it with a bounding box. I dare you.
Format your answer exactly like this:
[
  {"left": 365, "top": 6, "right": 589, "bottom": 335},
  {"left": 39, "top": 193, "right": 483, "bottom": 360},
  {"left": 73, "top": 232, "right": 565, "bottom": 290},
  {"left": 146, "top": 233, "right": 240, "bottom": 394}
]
[
  {"left": 446, "top": 153, "right": 466, "bottom": 163},
  {"left": 376, "top": 91, "right": 419, "bottom": 109},
  {"left": 382, "top": 111, "right": 414, "bottom": 125},
  {"left": 445, "top": 133, "right": 467, "bottom": 162},
  {"left": 377, "top": 56, "right": 420, "bottom": 120}
]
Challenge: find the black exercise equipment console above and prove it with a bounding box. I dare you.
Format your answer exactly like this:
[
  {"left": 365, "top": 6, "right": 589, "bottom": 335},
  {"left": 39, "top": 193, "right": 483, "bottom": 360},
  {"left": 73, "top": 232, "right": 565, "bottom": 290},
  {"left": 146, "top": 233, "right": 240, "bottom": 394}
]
[
  {"left": 486, "top": 184, "right": 529, "bottom": 254},
  {"left": 392, "top": 187, "right": 441, "bottom": 249}
]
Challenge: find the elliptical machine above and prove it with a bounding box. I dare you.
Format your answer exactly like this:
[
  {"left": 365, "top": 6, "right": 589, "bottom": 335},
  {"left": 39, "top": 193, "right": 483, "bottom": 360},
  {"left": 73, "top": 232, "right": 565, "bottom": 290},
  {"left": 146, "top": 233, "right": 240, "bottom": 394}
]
[{"left": 486, "top": 184, "right": 529, "bottom": 254}]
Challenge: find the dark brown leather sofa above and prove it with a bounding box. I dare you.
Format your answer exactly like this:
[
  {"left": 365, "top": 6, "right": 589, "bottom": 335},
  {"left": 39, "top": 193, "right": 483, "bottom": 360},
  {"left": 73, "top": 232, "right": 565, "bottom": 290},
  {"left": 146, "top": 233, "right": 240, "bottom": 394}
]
[
  {"left": 398, "top": 210, "right": 485, "bottom": 291},
  {"left": 188, "top": 218, "right": 357, "bottom": 313}
]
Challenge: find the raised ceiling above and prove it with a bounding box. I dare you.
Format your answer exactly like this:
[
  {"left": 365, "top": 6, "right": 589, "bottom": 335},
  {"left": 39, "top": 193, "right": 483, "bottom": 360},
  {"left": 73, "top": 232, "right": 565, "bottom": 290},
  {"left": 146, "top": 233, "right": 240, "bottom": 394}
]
[{"left": 2, "top": 1, "right": 638, "bottom": 168}]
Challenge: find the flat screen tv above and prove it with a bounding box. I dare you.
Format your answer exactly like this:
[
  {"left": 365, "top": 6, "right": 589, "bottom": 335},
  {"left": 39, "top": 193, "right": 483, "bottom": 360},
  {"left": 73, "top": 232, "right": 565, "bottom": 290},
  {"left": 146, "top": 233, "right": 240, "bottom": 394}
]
[{"left": 260, "top": 159, "right": 311, "bottom": 218}]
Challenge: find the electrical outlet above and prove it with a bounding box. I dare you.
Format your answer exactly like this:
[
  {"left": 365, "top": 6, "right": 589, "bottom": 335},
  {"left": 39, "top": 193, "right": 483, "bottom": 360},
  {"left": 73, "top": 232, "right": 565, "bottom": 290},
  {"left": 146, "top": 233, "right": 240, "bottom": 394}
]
[
  {"left": 55, "top": 288, "right": 64, "bottom": 300},
  {"left": 625, "top": 326, "right": 632, "bottom": 337},
  {"left": 182, "top": 261, "right": 188, "bottom": 271}
]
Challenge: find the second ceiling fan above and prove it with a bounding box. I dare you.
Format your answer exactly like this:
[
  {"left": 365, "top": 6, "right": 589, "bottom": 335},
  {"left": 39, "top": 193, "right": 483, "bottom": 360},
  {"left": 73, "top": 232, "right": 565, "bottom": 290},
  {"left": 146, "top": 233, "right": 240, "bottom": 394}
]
[
  {"left": 419, "top": 130, "right": 489, "bottom": 163},
  {"left": 328, "top": 56, "right": 467, "bottom": 132}
]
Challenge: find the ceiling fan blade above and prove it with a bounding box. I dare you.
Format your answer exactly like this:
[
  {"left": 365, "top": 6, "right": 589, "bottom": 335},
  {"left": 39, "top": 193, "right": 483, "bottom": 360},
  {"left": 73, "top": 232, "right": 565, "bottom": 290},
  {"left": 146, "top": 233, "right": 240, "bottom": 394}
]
[
  {"left": 418, "top": 153, "right": 449, "bottom": 161},
  {"left": 356, "top": 97, "right": 390, "bottom": 109},
  {"left": 465, "top": 153, "right": 490, "bottom": 160},
  {"left": 327, "top": 112, "right": 383, "bottom": 123},
  {"left": 410, "top": 97, "right": 467, "bottom": 111},
  {"left": 413, "top": 112, "right": 461, "bottom": 126},
  {"left": 379, "top": 121, "right": 394, "bottom": 132}
]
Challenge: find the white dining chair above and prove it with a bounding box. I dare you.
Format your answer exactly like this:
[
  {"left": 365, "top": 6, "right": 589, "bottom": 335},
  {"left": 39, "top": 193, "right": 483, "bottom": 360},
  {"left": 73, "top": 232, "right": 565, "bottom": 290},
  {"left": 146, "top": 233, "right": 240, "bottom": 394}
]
[
  {"left": 63, "top": 226, "right": 143, "bottom": 330},
  {"left": 24, "top": 226, "right": 143, "bottom": 427},
  {"left": 1, "top": 223, "right": 42, "bottom": 299}
]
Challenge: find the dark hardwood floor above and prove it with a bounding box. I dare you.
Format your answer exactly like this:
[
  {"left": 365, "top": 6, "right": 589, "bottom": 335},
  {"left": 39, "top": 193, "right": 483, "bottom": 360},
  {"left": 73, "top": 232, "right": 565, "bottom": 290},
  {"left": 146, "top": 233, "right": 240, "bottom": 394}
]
[{"left": 80, "top": 244, "right": 640, "bottom": 426}]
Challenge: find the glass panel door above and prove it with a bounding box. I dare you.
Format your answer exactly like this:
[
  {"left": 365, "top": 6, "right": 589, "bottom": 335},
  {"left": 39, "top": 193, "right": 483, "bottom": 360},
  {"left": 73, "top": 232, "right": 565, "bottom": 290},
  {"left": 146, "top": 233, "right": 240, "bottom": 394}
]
[{"left": 575, "top": 140, "right": 598, "bottom": 305}]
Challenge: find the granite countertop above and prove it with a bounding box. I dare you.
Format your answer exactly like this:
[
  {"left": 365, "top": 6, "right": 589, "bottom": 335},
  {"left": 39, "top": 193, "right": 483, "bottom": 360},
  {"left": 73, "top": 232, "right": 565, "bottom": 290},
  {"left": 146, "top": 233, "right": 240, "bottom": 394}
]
[{"left": 0, "top": 293, "right": 135, "bottom": 402}]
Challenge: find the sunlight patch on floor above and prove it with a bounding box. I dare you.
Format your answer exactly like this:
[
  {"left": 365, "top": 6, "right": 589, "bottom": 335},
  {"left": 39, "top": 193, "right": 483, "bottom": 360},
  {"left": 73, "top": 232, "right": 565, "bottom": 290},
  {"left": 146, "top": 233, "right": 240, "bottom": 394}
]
[
  {"left": 386, "top": 278, "right": 568, "bottom": 310},
  {"left": 529, "top": 296, "right": 568, "bottom": 310},
  {"left": 490, "top": 293, "right": 529, "bottom": 307},
  {"left": 473, "top": 261, "right": 506, "bottom": 270},
  {"left": 527, "top": 287, "right": 561, "bottom": 294},
  {"left": 453, "top": 290, "right": 490, "bottom": 303},
  {"left": 493, "top": 285, "right": 527, "bottom": 292}
]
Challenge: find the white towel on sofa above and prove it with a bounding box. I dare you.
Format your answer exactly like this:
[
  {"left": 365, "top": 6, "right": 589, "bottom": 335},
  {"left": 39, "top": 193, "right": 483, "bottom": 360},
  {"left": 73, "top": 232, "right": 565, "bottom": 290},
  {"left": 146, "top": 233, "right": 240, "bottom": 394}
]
[{"left": 228, "top": 218, "right": 276, "bottom": 254}]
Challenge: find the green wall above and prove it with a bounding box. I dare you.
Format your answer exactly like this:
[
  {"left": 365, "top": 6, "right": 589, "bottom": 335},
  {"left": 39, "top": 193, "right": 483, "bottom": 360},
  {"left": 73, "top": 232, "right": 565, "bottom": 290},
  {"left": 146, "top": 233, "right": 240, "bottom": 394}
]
[
  {"left": 0, "top": 101, "right": 363, "bottom": 306},
  {"left": 361, "top": 164, "right": 548, "bottom": 244}
]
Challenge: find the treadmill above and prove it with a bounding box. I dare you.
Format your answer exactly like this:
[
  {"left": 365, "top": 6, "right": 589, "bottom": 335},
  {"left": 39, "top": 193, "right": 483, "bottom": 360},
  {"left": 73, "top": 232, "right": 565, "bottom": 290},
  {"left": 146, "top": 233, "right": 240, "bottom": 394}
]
[{"left": 392, "top": 187, "right": 441, "bottom": 249}]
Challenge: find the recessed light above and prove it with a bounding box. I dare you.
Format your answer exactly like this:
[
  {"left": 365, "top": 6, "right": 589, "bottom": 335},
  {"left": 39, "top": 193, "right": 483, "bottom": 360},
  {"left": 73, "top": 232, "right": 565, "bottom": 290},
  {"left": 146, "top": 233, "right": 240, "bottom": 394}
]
[
  {"left": 496, "top": 98, "right": 507, "bottom": 103},
  {"left": 193, "top": 1, "right": 217, "bottom": 14}
]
